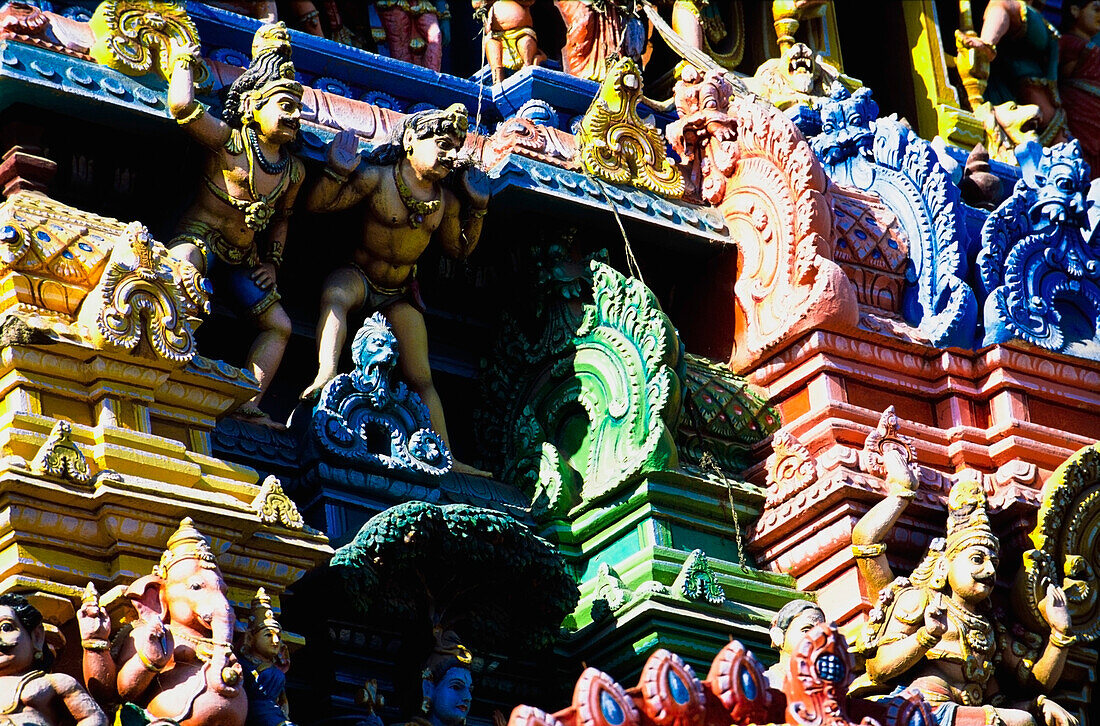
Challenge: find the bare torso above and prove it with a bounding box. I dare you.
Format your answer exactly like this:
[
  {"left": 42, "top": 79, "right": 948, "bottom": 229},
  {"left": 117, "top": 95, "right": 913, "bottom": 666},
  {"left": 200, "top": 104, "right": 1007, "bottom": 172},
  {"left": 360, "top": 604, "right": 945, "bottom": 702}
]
[
  {"left": 352, "top": 164, "right": 458, "bottom": 289},
  {"left": 181, "top": 143, "right": 294, "bottom": 252},
  {"left": 878, "top": 588, "right": 996, "bottom": 704},
  {"left": 490, "top": 0, "right": 535, "bottom": 31},
  {"left": 0, "top": 673, "right": 73, "bottom": 726},
  {"left": 144, "top": 656, "right": 247, "bottom": 726}
]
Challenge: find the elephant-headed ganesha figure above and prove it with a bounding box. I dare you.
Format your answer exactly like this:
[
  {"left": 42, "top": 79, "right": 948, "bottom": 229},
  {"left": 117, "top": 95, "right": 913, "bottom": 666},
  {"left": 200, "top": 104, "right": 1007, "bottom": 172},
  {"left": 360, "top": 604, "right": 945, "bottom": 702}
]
[{"left": 79, "top": 518, "right": 246, "bottom": 726}]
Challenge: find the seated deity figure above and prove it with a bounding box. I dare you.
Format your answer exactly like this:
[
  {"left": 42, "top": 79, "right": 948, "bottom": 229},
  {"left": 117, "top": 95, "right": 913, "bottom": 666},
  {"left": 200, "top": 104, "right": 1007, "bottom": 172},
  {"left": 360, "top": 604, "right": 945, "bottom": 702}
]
[
  {"left": 303, "top": 105, "right": 489, "bottom": 476},
  {"left": 1059, "top": 0, "right": 1100, "bottom": 177},
  {"left": 0, "top": 593, "right": 106, "bottom": 726},
  {"left": 850, "top": 450, "right": 1078, "bottom": 726},
  {"left": 407, "top": 628, "right": 473, "bottom": 726},
  {"left": 763, "top": 599, "right": 826, "bottom": 688},
  {"left": 958, "top": 0, "right": 1067, "bottom": 145},
  {"left": 167, "top": 24, "right": 305, "bottom": 428}
]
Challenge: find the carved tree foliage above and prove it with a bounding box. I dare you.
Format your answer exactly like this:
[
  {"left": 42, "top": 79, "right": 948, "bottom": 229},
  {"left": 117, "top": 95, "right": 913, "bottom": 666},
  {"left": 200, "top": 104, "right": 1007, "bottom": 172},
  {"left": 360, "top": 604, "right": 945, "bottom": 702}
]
[
  {"left": 330, "top": 502, "right": 578, "bottom": 650},
  {"left": 1015, "top": 442, "right": 1100, "bottom": 642}
]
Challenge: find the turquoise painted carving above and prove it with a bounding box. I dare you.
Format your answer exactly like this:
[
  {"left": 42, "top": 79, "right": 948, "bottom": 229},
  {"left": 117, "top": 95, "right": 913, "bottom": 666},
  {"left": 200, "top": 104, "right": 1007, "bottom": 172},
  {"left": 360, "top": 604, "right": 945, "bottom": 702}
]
[
  {"left": 518, "top": 262, "right": 681, "bottom": 514},
  {"left": 312, "top": 312, "right": 452, "bottom": 479},
  {"left": 978, "top": 140, "right": 1100, "bottom": 356},
  {"left": 672, "top": 549, "right": 724, "bottom": 605},
  {"left": 478, "top": 242, "right": 683, "bottom": 517},
  {"left": 330, "top": 501, "right": 579, "bottom": 649},
  {"left": 808, "top": 88, "right": 978, "bottom": 348}
]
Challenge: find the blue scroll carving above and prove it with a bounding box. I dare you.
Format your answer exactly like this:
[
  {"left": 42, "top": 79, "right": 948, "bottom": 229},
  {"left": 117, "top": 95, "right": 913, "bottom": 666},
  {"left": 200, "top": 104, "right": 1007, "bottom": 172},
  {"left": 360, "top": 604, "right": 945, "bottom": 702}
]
[
  {"left": 977, "top": 140, "right": 1100, "bottom": 356},
  {"left": 809, "top": 88, "right": 978, "bottom": 348},
  {"left": 312, "top": 312, "right": 452, "bottom": 478}
]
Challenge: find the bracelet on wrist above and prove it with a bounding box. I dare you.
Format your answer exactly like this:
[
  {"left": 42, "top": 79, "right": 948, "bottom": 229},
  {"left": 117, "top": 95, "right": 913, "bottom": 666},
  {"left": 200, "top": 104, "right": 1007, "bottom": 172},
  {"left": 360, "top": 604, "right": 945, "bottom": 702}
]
[
  {"left": 851, "top": 543, "right": 887, "bottom": 559},
  {"left": 175, "top": 103, "right": 206, "bottom": 126},
  {"left": 1049, "top": 630, "right": 1077, "bottom": 649},
  {"left": 81, "top": 638, "right": 110, "bottom": 652},
  {"left": 323, "top": 166, "right": 350, "bottom": 184},
  {"left": 136, "top": 646, "right": 168, "bottom": 673},
  {"left": 915, "top": 627, "right": 940, "bottom": 649}
]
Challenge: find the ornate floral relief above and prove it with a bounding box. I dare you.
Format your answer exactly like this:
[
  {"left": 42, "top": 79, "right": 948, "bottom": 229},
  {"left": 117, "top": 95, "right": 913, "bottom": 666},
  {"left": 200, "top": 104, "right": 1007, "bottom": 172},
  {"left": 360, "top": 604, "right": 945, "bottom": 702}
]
[
  {"left": 808, "top": 90, "right": 976, "bottom": 347},
  {"left": 77, "top": 221, "right": 200, "bottom": 364},
  {"left": 30, "top": 419, "right": 92, "bottom": 484},
  {"left": 672, "top": 549, "right": 725, "bottom": 605},
  {"left": 311, "top": 312, "right": 452, "bottom": 479},
  {"left": 858, "top": 405, "right": 917, "bottom": 479},
  {"left": 486, "top": 117, "right": 579, "bottom": 170},
  {"left": 578, "top": 56, "right": 684, "bottom": 198},
  {"left": 764, "top": 430, "right": 819, "bottom": 509},
  {"left": 0, "top": 192, "right": 114, "bottom": 315},
  {"left": 1015, "top": 443, "right": 1100, "bottom": 642},
  {"left": 977, "top": 140, "right": 1100, "bottom": 357},
  {"left": 89, "top": 1, "right": 209, "bottom": 85},
  {"left": 252, "top": 475, "right": 305, "bottom": 530},
  {"left": 687, "top": 82, "right": 856, "bottom": 370}
]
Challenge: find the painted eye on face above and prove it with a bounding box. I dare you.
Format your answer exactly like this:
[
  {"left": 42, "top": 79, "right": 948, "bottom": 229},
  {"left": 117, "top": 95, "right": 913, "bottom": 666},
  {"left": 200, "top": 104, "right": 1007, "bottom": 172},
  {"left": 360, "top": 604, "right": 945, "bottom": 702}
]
[{"left": 0, "top": 621, "right": 16, "bottom": 633}]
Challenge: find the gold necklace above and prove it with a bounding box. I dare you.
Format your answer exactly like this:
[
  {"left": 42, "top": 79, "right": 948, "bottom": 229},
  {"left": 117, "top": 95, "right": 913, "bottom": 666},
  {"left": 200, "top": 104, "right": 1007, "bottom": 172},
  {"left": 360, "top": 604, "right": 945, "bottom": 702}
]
[
  {"left": 393, "top": 162, "right": 441, "bottom": 229},
  {"left": 943, "top": 597, "right": 995, "bottom": 683},
  {"left": 169, "top": 625, "right": 232, "bottom": 663}
]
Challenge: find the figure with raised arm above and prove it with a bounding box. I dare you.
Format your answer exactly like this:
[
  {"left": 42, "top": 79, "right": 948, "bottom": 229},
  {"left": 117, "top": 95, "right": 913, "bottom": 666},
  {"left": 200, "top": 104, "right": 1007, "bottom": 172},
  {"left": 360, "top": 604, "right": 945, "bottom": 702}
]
[
  {"left": 304, "top": 104, "right": 490, "bottom": 476},
  {"left": 850, "top": 449, "right": 1079, "bottom": 726},
  {"left": 0, "top": 593, "right": 106, "bottom": 726},
  {"left": 958, "top": 0, "right": 1067, "bottom": 145},
  {"left": 167, "top": 23, "right": 305, "bottom": 427},
  {"left": 1059, "top": 0, "right": 1100, "bottom": 176}
]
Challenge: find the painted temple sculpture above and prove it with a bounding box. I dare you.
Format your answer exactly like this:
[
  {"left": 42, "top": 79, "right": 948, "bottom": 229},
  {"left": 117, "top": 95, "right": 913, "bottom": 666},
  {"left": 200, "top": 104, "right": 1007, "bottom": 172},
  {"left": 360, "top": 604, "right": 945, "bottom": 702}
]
[
  {"left": 0, "top": 2, "right": 1094, "bottom": 726},
  {"left": 167, "top": 21, "right": 305, "bottom": 427},
  {"left": 851, "top": 450, "right": 1077, "bottom": 726}
]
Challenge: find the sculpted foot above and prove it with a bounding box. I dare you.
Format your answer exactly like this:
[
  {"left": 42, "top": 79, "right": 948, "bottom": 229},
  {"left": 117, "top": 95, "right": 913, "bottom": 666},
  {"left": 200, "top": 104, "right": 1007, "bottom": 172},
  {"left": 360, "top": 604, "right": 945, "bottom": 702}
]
[
  {"left": 300, "top": 376, "right": 334, "bottom": 402},
  {"left": 230, "top": 402, "right": 287, "bottom": 430},
  {"left": 451, "top": 459, "right": 493, "bottom": 478}
]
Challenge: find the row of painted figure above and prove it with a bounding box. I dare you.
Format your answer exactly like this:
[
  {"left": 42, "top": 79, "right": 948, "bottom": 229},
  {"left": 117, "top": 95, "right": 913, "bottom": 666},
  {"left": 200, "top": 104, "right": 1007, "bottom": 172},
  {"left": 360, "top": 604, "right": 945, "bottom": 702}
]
[
  {"left": 0, "top": 446, "right": 1079, "bottom": 726},
  {"left": 162, "top": 22, "right": 489, "bottom": 474},
  {"left": 202, "top": 0, "right": 1100, "bottom": 177}
]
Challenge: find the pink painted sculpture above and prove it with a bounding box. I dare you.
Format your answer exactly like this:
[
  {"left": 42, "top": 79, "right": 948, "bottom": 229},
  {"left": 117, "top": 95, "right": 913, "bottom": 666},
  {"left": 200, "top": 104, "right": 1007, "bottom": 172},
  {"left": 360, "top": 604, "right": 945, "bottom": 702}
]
[{"left": 79, "top": 519, "right": 246, "bottom": 726}]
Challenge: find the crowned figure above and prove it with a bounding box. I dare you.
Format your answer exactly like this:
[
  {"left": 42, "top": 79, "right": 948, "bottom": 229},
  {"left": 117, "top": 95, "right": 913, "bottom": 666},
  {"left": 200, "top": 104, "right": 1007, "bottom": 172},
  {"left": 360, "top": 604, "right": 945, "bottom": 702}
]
[{"left": 850, "top": 450, "right": 1077, "bottom": 726}]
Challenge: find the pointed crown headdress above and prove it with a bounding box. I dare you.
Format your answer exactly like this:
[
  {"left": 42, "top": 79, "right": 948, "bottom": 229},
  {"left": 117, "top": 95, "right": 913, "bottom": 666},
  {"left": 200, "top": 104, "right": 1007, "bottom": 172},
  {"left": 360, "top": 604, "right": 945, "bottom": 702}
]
[
  {"left": 944, "top": 478, "right": 999, "bottom": 556},
  {"left": 248, "top": 587, "right": 281, "bottom": 634},
  {"left": 153, "top": 517, "right": 218, "bottom": 578}
]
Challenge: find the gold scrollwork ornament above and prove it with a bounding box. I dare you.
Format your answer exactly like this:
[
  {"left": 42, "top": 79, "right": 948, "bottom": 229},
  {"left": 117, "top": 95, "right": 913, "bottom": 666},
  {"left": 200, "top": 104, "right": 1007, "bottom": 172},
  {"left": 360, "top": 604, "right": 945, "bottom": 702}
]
[{"left": 90, "top": 1, "right": 211, "bottom": 88}]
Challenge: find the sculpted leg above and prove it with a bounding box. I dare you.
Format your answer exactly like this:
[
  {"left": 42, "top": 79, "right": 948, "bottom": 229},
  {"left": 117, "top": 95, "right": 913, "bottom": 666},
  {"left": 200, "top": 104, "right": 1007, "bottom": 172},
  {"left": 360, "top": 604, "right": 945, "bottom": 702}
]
[
  {"left": 419, "top": 12, "right": 443, "bottom": 71},
  {"left": 168, "top": 242, "right": 205, "bottom": 274},
  {"left": 486, "top": 37, "right": 505, "bottom": 84},
  {"left": 243, "top": 302, "right": 292, "bottom": 422},
  {"left": 303, "top": 267, "right": 366, "bottom": 400},
  {"left": 384, "top": 300, "right": 490, "bottom": 476}
]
